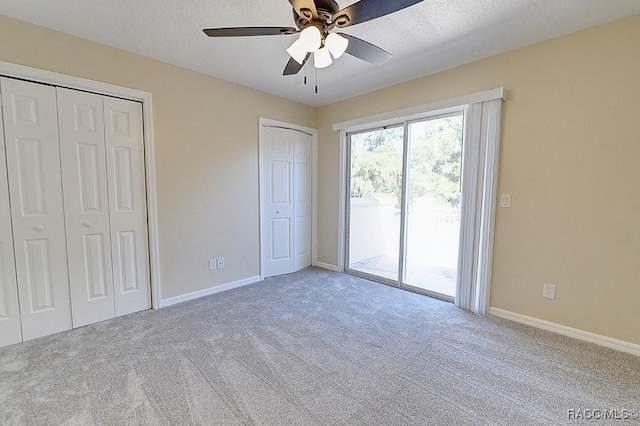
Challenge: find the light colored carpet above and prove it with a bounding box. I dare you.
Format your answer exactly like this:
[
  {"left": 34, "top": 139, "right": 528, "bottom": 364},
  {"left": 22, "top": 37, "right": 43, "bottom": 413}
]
[{"left": 1, "top": 268, "right": 638, "bottom": 425}]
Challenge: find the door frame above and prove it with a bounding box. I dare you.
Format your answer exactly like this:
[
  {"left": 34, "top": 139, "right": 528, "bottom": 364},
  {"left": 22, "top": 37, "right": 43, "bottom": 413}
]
[
  {"left": 0, "top": 60, "right": 162, "bottom": 309},
  {"left": 334, "top": 88, "right": 506, "bottom": 299},
  {"left": 258, "top": 117, "right": 318, "bottom": 280},
  {"left": 335, "top": 89, "right": 505, "bottom": 274}
]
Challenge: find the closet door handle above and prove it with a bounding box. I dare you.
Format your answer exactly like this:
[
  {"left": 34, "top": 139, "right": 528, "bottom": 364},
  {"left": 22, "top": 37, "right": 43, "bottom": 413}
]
[
  {"left": 35, "top": 225, "right": 45, "bottom": 232},
  {"left": 276, "top": 210, "right": 281, "bottom": 214},
  {"left": 83, "top": 222, "right": 93, "bottom": 228}
]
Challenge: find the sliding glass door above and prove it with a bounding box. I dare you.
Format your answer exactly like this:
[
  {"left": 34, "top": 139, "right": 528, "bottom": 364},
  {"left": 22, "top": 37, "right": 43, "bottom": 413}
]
[
  {"left": 346, "top": 112, "right": 464, "bottom": 300},
  {"left": 347, "top": 126, "right": 403, "bottom": 282},
  {"left": 403, "top": 115, "right": 463, "bottom": 297}
]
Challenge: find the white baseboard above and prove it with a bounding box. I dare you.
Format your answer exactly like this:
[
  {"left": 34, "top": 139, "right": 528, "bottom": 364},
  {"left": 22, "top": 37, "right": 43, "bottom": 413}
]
[
  {"left": 160, "top": 275, "right": 262, "bottom": 308},
  {"left": 488, "top": 307, "right": 640, "bottom": 357},
  {"left": 313, "top": 261, "right": 341, "bottom": 272}
]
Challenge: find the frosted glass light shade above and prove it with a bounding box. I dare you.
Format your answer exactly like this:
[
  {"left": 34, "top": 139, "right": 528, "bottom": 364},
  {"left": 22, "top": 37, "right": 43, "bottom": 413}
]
[
  {"left": 298, "top": 26, "right": 322, "bottom": 52},
  {"left": 287, "top": 39, "right": 307, "bottom": 64},
  {"left": 325, "top": 33, "right": 349, "bottom": 59},
  {"left": 314, "top": 47, "right": 333, "bottom": 69}
]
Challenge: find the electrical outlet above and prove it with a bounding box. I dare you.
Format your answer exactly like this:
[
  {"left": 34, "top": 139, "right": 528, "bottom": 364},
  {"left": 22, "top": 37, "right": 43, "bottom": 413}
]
[
  {"left": 217, "top": 257, "right": 225, "bottom": 269},
  {"left": 543, "top": 283, "right": 556, "bottom": 300},
  {"left": 209, "top": 259, "right": 217, "bottom": 271}
]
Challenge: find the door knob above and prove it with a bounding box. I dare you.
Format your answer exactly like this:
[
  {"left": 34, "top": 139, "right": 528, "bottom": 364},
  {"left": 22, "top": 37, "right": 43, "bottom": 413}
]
[
  {"left": 276, "top": 210, "right": 280, "bottom": 214},
  {"left": 35, "top": 225, "right": 45, "bottom": 232},
  {"left": 83, "top": 222, "right": 93, "bottom": 228}
]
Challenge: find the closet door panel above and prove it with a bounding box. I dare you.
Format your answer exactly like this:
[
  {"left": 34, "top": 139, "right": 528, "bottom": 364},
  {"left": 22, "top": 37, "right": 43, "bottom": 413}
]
[
  {"left": 0, "top": 94, "right": 23, "bottom": 347},
  {"left": 293, "top": 132, "right": 312, "bottom": 272},
  {"left": 0, "top": 77, "right": 72, "bottom": 341},
  {"left": 261, "top": 127, "right": 295, "bottom": 277},
  {"left": 57, "top": 88, "right": 115, "bottom": 327},
  {"left": 103, "top": 97, "right": 150, "bottom": 316}
]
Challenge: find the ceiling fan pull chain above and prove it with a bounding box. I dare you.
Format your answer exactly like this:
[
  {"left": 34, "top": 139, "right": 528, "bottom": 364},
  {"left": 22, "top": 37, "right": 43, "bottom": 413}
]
[
  {"left": 304, "top": 62, "right": 307, "bottom": 85},
  {"left": 315, "top": 67, "right": 318, "bottom": 94}
]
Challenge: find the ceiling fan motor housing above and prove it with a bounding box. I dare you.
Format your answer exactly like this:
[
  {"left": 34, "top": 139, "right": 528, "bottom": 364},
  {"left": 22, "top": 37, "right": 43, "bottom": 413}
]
[{"left": 293, "top": 0, "right": 340, "bottom": 30}]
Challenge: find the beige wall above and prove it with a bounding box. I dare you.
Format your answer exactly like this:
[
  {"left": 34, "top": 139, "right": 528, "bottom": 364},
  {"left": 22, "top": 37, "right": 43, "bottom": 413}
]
[
  {"left": 318, "top": 14, "right": 640, "bottom": 344},
  {"left": 0, "top": 14, "right": 316, "bottom": 300}
]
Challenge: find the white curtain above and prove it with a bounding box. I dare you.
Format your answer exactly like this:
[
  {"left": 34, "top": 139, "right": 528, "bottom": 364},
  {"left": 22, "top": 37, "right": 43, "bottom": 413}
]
[{"left": 456, "top": 99, "right": 503, "bottom": 314}]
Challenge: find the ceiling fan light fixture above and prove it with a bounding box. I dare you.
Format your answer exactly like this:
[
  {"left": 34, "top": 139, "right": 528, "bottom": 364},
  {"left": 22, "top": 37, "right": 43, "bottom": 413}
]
[
  {"left": 286, "top": 39, "right": 308, "bottom": 64},
  {"left": 325, "top": 33, "right": 349, "bottom": 59},
  {"left": 314, "top": 46, "right": 333, "bottom": 69},
  {"left": 204, "top": 0, "right": 426, "bottom": 77},
  {"left": 298, "top": 26, "right": 322, "bottom": 52}
]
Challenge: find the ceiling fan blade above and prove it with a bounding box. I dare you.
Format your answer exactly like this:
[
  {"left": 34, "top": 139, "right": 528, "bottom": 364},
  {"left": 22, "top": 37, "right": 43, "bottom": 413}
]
[
  {"left": 289, "top": 0, "right": 318, "bottom": 20},
  {"left": 203, "top": 27, "right": 297, "bottom": 37},
  {"left": 283, "top": 53, "right": 311, "bottom": 75},
  {"left": 339, "top": 33, "right": 392, "bottom": 65},
  {"left": 332, "top": 0, "right": 424, "bottom": 28}
]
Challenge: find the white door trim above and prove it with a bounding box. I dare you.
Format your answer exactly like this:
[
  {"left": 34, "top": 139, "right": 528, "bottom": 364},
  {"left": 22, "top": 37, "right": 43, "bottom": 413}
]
[
  {"left": 0, "top": 60, "right": 162, "bottom": 309},
  {"left": 258, "top": 117, "right": 318, "bottom": 280},
  {"left": 337, "top": 130, "right": 347, "bottom": 272},
  {"left": 332, "top": 87, "right": 506, "bottom": 133}
]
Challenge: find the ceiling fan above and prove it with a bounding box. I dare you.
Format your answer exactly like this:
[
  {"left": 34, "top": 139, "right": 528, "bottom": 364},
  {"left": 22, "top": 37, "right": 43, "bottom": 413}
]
[{"left": 203, "top": 0, "right": 424, "bottom": 75}]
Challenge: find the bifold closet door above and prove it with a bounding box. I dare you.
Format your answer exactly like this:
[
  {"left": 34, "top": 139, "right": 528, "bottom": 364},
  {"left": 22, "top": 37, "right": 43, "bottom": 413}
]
[
  {"left": 0, "top": 96, "right": 23, "bottom": 347},
  {"left": 103, "top": 97, "right": 151, "bottom": 316},
  {"left": 57, "top": 88, "right": 115, "bottom": 327},
  {"left": 0, "top": 77, "right": 72, "bottom": 341},
  {"left": 58, "top": 90, "right": 150, "bottom": 324},
  {"left": 261, "top": 127, "right": 312, "bottom": 278}
]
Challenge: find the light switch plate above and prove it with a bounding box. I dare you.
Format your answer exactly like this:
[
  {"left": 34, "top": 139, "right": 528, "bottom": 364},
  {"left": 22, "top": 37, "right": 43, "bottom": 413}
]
[
  {"left": 209, "top": 259, "right": 217, "bottom": 271},
  {"left": 500, "top": 194, "right": 512, "bottom": 208},
  {"left": 217, "top": 257, "right": 225, "bottom": 269}
]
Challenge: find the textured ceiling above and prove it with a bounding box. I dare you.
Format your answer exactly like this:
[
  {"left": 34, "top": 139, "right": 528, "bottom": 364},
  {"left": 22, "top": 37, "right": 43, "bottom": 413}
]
[{"left": 0, "top": 0, "right": 639, "bottom": 107}]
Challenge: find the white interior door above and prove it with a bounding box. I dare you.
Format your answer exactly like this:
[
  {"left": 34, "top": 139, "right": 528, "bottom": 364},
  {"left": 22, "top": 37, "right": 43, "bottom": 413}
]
[
  {"left": 293, "top": 132, "right": 312, "bottom": 271},
  {"left": 0, "top": 95, "right": 22, "bottom": 347},
  {"left": 57, "top": 88, "right": 116, "bottom": 327},
  {"left": 261, "top": 126, "right": 313, "bottom": 278},
  {"left": 0, "top": 77, "right": 72, "bottom": 341},
  {"left": 103, "top": 96, "right": 151, "bottom": 316},
  {"left": 262, "top": 127, "right": 295, "bottom": 277}
]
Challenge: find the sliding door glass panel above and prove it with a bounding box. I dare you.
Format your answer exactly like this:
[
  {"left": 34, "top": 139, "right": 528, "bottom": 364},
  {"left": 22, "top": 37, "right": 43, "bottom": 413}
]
[
  {"left": 348, "top": 127, "right": 404, "bottom": 281},
  {"left": 403, "top": 115, "right": 463, "bottom": 296}
]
